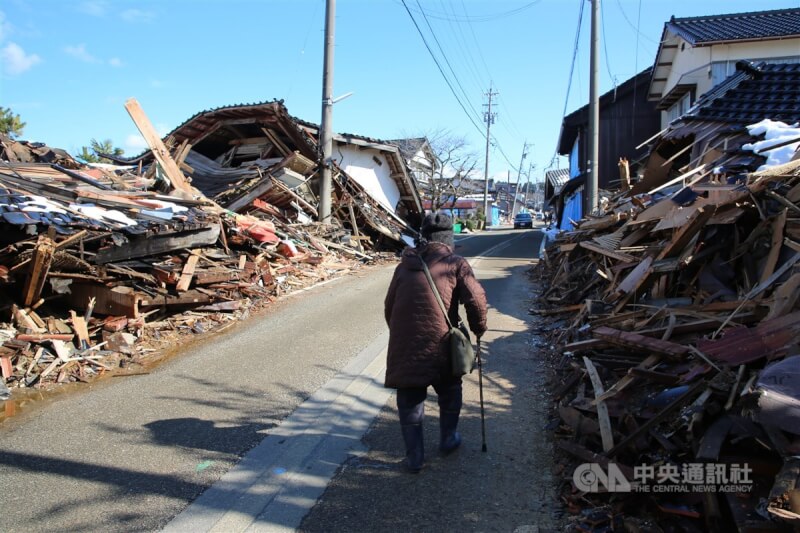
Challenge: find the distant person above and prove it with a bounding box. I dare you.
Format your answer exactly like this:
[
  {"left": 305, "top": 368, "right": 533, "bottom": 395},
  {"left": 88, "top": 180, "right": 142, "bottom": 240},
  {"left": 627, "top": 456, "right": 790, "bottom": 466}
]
[{"left": 384, "top": 212, "right": 488, "bottom": 473}]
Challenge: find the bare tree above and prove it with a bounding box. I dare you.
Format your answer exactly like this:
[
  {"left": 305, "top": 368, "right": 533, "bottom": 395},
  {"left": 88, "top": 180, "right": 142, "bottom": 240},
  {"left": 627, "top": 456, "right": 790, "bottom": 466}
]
[{"left": 403, "top": 129, "right": 479, "bottom": 212}]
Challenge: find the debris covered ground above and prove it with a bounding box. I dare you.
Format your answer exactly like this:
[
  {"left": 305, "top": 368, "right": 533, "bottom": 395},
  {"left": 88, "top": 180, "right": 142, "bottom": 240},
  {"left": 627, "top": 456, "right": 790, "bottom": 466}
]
[
  {"left": 0, "top": 99, "right": 412, "bottom": 403},
  {"left": 534, "top": 115, "right": 800, "bottom": 530}
]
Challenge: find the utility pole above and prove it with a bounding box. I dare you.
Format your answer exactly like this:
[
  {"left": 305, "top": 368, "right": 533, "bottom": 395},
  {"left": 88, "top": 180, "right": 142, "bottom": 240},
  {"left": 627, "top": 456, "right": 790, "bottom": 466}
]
[
  {"left": 524, "top": 162, "right": 533, "bottom": 207},
  {"left": 483, "top": 84, "right": 497, "bottom": 226},
  {"left": 587, "top": 0, "right": 600, "bottom": 215},
  {"left": 511, "top": 141, "right": 529, "bottom": 217},
  {"left": 318, "top": 0, "right": 335, "bottom": 223}
]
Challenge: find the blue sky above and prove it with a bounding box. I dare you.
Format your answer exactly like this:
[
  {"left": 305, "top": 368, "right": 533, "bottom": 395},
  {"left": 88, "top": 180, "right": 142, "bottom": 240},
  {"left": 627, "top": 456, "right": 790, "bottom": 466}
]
[{"left": 1, "top": 0, "right": 798, "bottom": 186}]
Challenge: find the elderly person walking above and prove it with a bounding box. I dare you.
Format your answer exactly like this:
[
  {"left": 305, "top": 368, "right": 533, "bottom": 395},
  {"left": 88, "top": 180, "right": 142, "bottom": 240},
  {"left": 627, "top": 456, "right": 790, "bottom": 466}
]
[{"left": 384, "top": 212, "right": 488, "bottom": 473}]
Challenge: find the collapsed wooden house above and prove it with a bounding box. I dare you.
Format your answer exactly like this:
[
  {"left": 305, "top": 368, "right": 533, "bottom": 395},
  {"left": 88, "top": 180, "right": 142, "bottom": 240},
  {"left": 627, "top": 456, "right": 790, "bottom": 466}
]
[
  {"left": 0, "top": 98, "right": 424, "bottom": 396},
  {"left": 123, "top": 100, "right": 424, "bottom": 249},
  {"left": 537, "top": 61, "right": 800, "bottom": 531}
]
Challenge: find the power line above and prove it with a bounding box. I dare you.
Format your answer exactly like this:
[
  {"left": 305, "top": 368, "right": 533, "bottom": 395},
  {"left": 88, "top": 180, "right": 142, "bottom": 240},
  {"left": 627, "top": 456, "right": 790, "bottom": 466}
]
[
  {"left": 600, "top": 0, "right": 618, "bottom": 94},
  {"left": 394, "top": 0, "right": 542, "bottom": 23},
  {"left": 414, "top": 0, "right": 483, "bottom": 126},
  {"left": 399, "top": 0, "right": 486, "bottom": 139},
  {"left": 614, "top": 0, "right": 659, "bottom": 48},
  {"left": 552, "top": 0, "right": 586, "bottom": 163}
]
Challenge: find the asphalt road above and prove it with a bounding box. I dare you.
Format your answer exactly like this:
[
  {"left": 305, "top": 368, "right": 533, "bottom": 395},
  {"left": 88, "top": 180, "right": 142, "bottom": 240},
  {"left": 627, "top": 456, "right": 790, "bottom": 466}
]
[
  {"left": 300, "top": 225, "right": 558, "bottom": 532},
  {"left": 0, "top": 226, "right": 546, "bottom": 532}
]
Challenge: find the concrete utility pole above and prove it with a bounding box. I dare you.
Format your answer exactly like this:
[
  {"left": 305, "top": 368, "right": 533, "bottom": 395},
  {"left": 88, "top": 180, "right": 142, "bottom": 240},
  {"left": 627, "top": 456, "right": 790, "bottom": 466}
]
[
  {"left": 510, "top": 141, "right": 528, "bottom": 217},
  {"left": 483, "top": 84, "right": 497, "bottom": 225},
  {"left": 318, "top": 0, "right": 335, "bottom": 223},
  {"left": 587, "top": 0, "right": 600, "bottom": 215}
]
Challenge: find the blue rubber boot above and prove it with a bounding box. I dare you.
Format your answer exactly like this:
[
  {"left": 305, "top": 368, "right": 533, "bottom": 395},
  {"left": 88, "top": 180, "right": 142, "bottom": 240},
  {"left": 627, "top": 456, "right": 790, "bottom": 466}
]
[
  {"left": 437, "top": 382, "right": 463, "bottom": 454},
  {"left": 397, "top": 389, "right": 426, "bottom": 473}
]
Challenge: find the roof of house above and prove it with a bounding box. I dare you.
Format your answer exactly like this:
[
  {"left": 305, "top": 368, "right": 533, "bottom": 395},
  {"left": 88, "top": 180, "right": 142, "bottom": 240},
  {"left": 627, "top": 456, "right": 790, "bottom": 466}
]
[
  {"left": 666, "top": 8, "right": 800, "bottom": 45},
  {"left": 683, "top": 61, "right": 800, "bottom": 125},
  {"left": 387, "top": 137, "right": 428, "bottom": 158},
  {"left": 649, "top": 8, "right": 800, "bottom": 103},
  {"left": 545, "top": 168, "right": 570, "bottom": 187},
  {"left": 544, "top": 168, "right": 570, "bottom": 198}
]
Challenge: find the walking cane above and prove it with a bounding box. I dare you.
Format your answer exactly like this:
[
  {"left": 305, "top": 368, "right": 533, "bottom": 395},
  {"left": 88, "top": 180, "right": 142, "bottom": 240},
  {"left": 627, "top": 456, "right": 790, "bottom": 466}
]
[{"left": 476, "top": 339, "right": 487, "bottom": 452}]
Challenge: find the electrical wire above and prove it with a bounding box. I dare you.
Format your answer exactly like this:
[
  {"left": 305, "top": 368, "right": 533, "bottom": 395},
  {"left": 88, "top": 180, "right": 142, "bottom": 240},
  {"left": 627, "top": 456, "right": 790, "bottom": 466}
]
[
  {"left": 415, "top": 0, "right": 484, "bottom": 126},
  {"left": 393, "top": 0, "right": 542, "bottom": 23},
  {"left": 600, "top": 0, "right": 618, "bottom": 95},
  {"left": 551, "top": 0, "right": 585, "bottom": 163},
  {"left": 614, "top": 0, "right": 659, "bottom": 49},
  {"left": 399, "top": 0, "right": 486, "bottom": 140}
]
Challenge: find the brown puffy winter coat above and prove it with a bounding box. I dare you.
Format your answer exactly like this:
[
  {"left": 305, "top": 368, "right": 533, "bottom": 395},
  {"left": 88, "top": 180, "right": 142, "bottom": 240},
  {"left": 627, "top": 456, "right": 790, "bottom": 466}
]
[{"left": 384, "top": 242, "right": 488, "bottom": 389}]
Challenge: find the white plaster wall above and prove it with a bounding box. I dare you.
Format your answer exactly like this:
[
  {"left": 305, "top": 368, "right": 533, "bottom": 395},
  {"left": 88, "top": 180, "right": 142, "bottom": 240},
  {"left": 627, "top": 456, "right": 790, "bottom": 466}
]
[
  {"left": 665, "top": 37, "right": 800, "bottom": 100},
  {"left": 337, "top": 145, "right": 401, "bottom": 214}
]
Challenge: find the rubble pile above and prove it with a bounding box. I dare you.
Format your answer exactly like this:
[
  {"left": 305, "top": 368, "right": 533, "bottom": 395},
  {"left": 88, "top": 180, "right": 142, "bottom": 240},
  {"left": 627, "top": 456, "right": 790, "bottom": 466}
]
[
  {"left": 0, "top": 102, "right": 405, "bottom": 397},
  {"left": 535, "top": 123, "right": 800, "bottom": 530}
]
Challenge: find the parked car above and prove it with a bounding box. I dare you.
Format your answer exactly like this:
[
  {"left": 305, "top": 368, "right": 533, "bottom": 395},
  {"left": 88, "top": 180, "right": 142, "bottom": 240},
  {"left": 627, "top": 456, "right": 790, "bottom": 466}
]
[
  {"left": 513, "top": 212, "right": 533, "bottom": 229},
  {"left": 534, "top": 212, "right": 544, "bottom": 220}
]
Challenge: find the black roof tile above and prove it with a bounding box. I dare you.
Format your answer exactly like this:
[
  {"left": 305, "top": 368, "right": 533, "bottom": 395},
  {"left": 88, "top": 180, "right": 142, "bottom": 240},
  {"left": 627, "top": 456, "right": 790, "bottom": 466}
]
[
  {"left": 687, "top": 62, "right": 800, "bottom": 125},
  {"left": 668, "top": 8, "right": 800, "bottom": 44}
]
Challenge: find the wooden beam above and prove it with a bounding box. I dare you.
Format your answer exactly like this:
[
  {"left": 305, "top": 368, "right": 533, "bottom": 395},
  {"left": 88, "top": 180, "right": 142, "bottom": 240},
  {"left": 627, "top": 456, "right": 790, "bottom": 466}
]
[
  {"left": 124, "top": 98, "right": 193, "bottom": 195},
  {"left": 95, "top": 224, "right": 220, "bottom": 264},
  {"left": 760, "top": 209, "right": 788, "bottom": 284},
  {"left": 592, "top": 326, "right": 690, "bottom": 358},
  {"left": 579, "top": 240, "right": 636, "bottom": 263},
  {"left": 176, "top": 250, "right": 201, "bottom": 292},
  {"left": 583, "top": 357, "right": 615, "bottom": 452},
  {"left": 67, "top": 283, "right": 142, "bottom": 318},
  {"left": 23, "top": 235, "right": 55, "bottom": 307},
  {"left": 656, "top": 206, "right": 715, "bottom": 260}
]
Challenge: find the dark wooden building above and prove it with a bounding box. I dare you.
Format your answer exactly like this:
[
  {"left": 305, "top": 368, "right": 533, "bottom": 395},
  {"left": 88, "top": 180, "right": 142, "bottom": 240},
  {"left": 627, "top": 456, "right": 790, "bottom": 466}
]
[{"left": 557, "top": 67, "right": 661, "bottom": 193}]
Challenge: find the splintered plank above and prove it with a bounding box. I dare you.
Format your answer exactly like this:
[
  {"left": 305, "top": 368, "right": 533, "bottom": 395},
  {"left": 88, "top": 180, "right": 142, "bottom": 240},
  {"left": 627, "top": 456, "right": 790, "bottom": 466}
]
[
  {"left": 592, "top": 326, "right": 690, "bottom": 358},
  {"left": 579, "top": 241, "right": 636, "bottom": 263},
  {"left": 176, "top": 250, "right": 201, "bottom": 292},
  {"left": 69, "top": 311, "right": 91, "bottom": 350},
  {"left": 124, "top": 98, "right": 193, "bottom": 194},
  {"left": 760, "top": 209, "right": 788, "bottom": 284},
  {"left": 656, "top": 206, "right": 715, "bottom": 260},
  {"left": 610, "top": 256, "right": 654, "bottom": 312},
  {"left": 582, "top": 357, "right": 615, "bottom": 452},
  {"left": 23, "top": 235, "right": 56, "bottom": 307},
  {"left": 68, "top": 283, "right": 142, "bottom": 319}
]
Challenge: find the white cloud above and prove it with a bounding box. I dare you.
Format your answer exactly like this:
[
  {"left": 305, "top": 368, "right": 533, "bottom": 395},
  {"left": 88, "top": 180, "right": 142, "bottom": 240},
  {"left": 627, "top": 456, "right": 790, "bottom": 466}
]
[
  {"left": 125, "top": 133, "right": 148, "bottom": 153},
  {"left": 108, "top": 57, "right": 122, "bottom": 67},
  {"left": 1, "top": 42, "right": 41, "bottom": 75},
  {"left": 125, "top": 123, "right": 168, "bottom": 154},
  {"left": 64, "top": 43, "right": 99, "bottom": 63},
  {"left": 121, "top": 9, "right": 155, "bottom": 23},
  {"left": 78, "top": 1, "right": 109, "bottom": 17}
]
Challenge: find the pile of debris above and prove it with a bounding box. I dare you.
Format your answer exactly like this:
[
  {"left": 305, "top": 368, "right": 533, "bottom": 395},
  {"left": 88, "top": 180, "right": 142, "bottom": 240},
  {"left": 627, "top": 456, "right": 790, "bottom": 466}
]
[
  {"left": 536, "top": 119, "right": 800, "bottom": 530},
  {"left": 0, "top": 99, "right": 413, "bottom": 399}
]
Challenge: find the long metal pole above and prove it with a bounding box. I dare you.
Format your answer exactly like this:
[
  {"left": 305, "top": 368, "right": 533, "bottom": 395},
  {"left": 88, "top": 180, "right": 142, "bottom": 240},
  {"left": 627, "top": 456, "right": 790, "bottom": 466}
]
[
  {"left": 587, "top": 0, "right": 600, "bottom": 215},
  {"left": 319, "top": 0, "right": 335, "bottom": 223}
]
